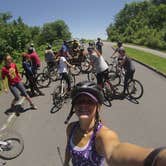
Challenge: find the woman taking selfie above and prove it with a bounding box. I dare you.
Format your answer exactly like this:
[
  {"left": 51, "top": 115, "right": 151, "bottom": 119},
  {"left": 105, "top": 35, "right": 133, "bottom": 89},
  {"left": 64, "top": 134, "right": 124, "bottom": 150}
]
[{"left": 64, "top": 81, "right": 166, "bottom": 166}]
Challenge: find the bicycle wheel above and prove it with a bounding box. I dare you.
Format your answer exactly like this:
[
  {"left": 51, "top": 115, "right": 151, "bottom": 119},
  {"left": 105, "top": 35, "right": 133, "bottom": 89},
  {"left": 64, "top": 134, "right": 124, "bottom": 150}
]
[
  {"left": 49, "top": 69, "right": 58, "bottom": 81},
  {"left": 108, "top": 71, "right": 121, "bottom": 86},
  {"left": 51, "top": 86, "right": 64, "bottom": 113},
  {"left": 36, "top": 73, "right": 51, "bottom": 88},
  {"left": 0, "top": 129, "right": 24, "bottom": 160},
  {"left": 43, "top": 66, "right": 58, "bottom": 81},
  {"left": 127, "top": 79, "right": 144, "bottom": 100},
  {"left": 103, "top": 81, "right": 113, "bottom": 100},
  {"left": 80, "top": 60, "right": 91, "bottom": 72},
  {"left": 87, "top": 72, "right": 97, "bottom": 82},
  {"left": 70, "top": 65, "right": 81, "bottom": 76}
]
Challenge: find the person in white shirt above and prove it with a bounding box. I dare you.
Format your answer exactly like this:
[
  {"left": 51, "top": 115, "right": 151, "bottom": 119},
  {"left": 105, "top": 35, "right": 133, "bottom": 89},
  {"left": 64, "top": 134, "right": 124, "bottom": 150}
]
[{"left": 58, "top": 50, "right": 75, "bottom": 92}]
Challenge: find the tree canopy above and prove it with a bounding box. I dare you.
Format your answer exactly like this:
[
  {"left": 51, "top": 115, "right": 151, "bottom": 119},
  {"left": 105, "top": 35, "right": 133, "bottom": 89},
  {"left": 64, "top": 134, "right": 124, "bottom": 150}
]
[
  {"left": 0, "top": 13, "right": 71, "bottom": 59},
  {"left": 106, "top": 0, "right": 166, "bottom": 50}
]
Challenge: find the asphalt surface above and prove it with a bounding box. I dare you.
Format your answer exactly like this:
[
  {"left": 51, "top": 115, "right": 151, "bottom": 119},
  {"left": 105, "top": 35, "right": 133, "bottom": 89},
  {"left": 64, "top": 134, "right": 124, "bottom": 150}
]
[{"left": 0, "top": 42, "right": 166, "bottom": 165}]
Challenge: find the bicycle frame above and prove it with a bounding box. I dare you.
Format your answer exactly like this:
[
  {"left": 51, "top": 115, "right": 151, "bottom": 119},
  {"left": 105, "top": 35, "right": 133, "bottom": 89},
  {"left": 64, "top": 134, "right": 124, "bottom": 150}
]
[{"left": 0, "top": 140, "right": 8, "bottom": 146}]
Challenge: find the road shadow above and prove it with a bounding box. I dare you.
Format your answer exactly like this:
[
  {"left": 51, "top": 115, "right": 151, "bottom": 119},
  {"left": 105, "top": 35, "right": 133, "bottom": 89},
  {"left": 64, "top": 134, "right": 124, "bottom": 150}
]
[
  {"left": 109, "top": 93, "right": 139, "bottom": 104},
  {"left": 4, "top": 104, "right": 32, "bottom": 116},
  {"left": 125, "top": 96, "right": 139, "bottom": 104}
]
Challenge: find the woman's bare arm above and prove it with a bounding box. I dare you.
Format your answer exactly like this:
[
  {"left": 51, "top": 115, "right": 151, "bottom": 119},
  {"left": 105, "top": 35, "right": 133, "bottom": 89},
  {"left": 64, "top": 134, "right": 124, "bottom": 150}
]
[{"left": 97, "top": 127, "right": 163, "bottom": 166}]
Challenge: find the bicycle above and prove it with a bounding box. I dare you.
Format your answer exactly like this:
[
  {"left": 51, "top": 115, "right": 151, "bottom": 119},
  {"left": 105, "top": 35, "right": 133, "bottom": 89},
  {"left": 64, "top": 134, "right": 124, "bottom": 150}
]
[
  {"left": 87, "top": 68, "right": 121, "bottom": 87},
  {"left": 50, "top": 73, "right": 75, "bottom": 113},
  {"left": 21, "top": 71, "right": 51, "bottom": 89},
  {"left": 126, "top": 78, "right": 144, "bottom": 100},
  {"left": 103, "top": 77, "right": 144, "bottom": 100},
  {"left": 0, "top": 129, "right": 24, "bottom": 160}
]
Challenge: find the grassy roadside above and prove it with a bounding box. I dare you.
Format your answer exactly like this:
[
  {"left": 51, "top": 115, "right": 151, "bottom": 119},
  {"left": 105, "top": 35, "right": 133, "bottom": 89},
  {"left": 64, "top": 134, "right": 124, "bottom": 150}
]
[{"left": 125, "top": 47, "right": 166, "bottom": 75}]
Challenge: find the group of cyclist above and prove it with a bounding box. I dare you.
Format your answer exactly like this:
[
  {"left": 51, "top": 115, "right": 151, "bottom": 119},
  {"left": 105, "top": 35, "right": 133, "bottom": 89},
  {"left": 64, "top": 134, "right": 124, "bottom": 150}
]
[{"left": 1, "top": 40, "right": 166, "bottom": 166}]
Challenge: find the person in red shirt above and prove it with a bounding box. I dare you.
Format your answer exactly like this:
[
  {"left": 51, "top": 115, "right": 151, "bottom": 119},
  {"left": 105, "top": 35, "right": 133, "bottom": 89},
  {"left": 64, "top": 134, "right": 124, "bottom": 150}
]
[
  {"left": 1, "top": 55, "right": 37, "bottom": 110},
  {"left": 28, "top": 47, "right": 41, "bottom": 75}
]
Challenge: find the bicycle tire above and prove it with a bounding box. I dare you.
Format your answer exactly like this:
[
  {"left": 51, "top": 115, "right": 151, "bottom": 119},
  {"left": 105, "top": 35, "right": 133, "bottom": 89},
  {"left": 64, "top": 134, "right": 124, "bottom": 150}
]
[
  {"left": 36, "top": 73, "right": 51, "bottom": 88},
  {"left": 87, "top": 72, "right": 97, "bottom": 82},
  {"left": 50, "top": 101, "right": 62, "bottom": 113},
  {"left": 70, "top": 65, "right": 81, "bottom": 76},
  {"left": 43, "top": 66, "right": 58, "bottom": 81},
  {"left": 103, "top": 81, "right": 113, "bottom": 100},
  {"left": 108, "top": 71, "right": 121, "bottom": 86},
  {"left": 127, "top": 79, "right": 144, "bottom": 100},
  {"left": 0, "top": 129, "right": 24, "bottom": 160},
  {"left": 80, "top": 60, "right": 91, "bottom": 72}
]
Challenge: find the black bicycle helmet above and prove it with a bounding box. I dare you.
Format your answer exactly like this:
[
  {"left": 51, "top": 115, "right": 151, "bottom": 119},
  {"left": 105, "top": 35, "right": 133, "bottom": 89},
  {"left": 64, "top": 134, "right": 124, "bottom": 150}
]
[
  {"left": 64, "top": 81, "right": 104, "bottom": 124},
  {"left": 28, "top": 47, "right": 34, "bottom": 53},
  {"left": 71, "top": 81, "right": 104, "bottom": 105}
]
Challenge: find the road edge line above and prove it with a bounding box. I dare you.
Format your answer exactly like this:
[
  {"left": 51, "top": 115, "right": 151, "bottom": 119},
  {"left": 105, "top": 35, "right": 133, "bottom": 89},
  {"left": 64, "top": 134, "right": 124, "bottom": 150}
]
[{"left": 0, "top": 97, "right": 25, "bottom": 131}]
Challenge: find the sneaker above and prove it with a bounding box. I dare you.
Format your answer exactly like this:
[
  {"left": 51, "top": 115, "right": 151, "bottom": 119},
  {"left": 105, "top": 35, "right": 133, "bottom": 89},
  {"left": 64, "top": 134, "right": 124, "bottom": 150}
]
[{"left": 30, "top": 103, "right": 38, "bottom": 110}]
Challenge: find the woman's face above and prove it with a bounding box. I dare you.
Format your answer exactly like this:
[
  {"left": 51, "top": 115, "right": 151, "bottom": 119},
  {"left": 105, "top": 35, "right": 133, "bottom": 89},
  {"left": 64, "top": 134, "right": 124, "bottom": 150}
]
[
  {"left": 5, "top": 56, "right": 12, "bottom": 66},
  {"left": 74, "top": 94, "right": 98, "bottom": 120}
]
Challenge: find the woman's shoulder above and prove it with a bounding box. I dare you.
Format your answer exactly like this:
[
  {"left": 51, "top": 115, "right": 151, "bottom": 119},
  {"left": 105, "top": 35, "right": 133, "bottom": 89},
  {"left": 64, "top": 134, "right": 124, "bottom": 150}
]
[{"left": 96, "top": 125, "right": 119, "bottom": 141}]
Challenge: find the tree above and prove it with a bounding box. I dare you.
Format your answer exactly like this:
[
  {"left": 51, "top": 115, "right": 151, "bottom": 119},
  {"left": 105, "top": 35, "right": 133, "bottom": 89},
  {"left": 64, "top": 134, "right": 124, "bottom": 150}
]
[
  {"left": 106, "top": 0, "right": 166, "bottom": 50},
  {"left": 150, "top": 0, "right": 166, "bottom": 5},
  {"left": 40, "top": 20, "right": 71, "bottom": 45},
  {"left": 0, "top": 12, "right": 12, "bottom": 24}
]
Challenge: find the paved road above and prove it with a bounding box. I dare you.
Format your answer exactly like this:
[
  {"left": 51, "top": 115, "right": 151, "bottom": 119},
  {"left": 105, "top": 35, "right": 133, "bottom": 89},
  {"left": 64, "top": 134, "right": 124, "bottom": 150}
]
[
  {"left": 1, "top": 43, "right": 166, "bottom": 165},
  {"left": 110, "top": 42, "right": 166, "bottom": 58}
]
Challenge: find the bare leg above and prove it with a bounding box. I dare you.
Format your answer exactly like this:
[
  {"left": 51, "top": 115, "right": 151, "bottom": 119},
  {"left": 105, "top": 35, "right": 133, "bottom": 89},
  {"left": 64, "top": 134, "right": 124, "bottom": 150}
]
[
  {"left": 25, "top": 95, "right": 37, "bottom": 109},
  {"left": 11, "top": 98, "right": 18, "bottom": 108}
]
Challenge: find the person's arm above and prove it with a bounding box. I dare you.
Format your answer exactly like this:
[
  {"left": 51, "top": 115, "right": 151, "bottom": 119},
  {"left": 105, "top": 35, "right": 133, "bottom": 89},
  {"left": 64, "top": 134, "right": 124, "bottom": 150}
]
[
  {"left": 2, "top": 78, "right": 8, "bottom": 92},
  {"left": 98, "top": 128, "right": 166, "bottom": 166},
  {"left": 1, "top": 70, "right": 8, "bottom": 92},
  {"left": 94, "top": 48, "right": 101, "bottom": 57},
  {"left": 65, "top": 60, "right": 75, "bottom": 68}
]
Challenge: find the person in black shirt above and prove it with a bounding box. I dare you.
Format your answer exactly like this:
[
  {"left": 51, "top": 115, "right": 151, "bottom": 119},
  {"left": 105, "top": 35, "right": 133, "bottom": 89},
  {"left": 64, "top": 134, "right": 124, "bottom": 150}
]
[
  {"left": 118, "top": 47, "right": 135, "bottom": 96},
  {"left": 22, "top": 53, "right": 44, "bottom": 97},
  {"left": 96, "top": 38, "right": 103, "bottom": 54}
]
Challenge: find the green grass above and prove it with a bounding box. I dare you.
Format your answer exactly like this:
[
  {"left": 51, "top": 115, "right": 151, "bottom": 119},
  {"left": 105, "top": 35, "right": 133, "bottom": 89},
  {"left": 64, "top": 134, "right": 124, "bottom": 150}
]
[{"left": 125, "top": 47, "right": 166, "bottom": 74}]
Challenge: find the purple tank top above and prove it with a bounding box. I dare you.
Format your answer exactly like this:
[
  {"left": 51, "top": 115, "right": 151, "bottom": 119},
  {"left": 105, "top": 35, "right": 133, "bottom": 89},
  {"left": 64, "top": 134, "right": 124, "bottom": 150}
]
[{"left": 68, "top": 122, "right": 104, "bottom": 166}]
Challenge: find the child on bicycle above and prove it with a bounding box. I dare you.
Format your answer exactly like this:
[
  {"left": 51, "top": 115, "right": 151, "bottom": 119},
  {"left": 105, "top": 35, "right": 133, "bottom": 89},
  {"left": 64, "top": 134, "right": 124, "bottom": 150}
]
[
  {"left": 64, "top": 81, "right": 166, "bottom": 166},
  {"left": 57, "top": 50, "right": 75, "bottom": 93}
]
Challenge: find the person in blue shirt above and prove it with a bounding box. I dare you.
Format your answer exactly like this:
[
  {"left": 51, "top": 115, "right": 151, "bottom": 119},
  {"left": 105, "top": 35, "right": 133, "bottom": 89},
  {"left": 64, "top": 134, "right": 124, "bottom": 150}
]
[
  {"left": 22, "top": 53, "right": 44, "bottom": 97},
  {"left": 61, "top": 41, "right": 72, "bottom": 60}
]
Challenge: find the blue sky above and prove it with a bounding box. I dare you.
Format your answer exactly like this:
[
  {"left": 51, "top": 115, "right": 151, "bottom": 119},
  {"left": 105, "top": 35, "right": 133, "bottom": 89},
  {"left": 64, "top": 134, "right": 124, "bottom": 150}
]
[{"left": 0, "top": 0, "right": 140, "bottom": 39}]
